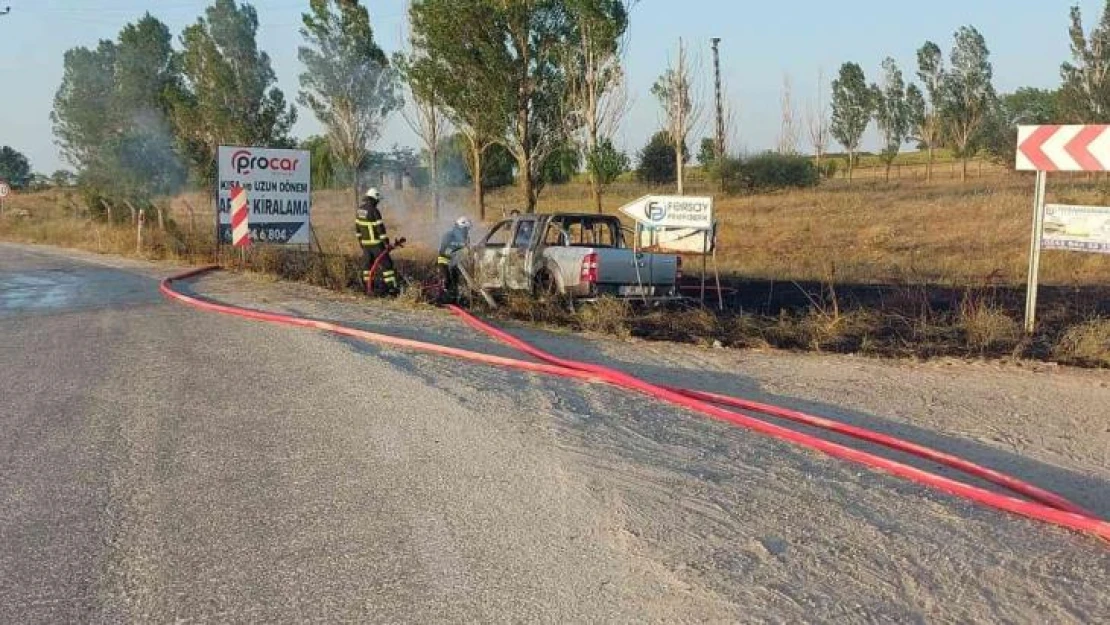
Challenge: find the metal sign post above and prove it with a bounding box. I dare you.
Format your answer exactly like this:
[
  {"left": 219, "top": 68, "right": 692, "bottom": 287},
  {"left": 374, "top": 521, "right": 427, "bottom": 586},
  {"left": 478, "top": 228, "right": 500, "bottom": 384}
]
[{"left": 1023, "top": 171, "right": 1047, "bottom": 333}]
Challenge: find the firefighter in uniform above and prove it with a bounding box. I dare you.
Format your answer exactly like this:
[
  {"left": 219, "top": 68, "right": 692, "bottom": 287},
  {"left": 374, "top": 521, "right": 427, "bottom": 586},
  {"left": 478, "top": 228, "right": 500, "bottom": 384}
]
[
  {"left": 436, "top": 216, "right": 472, "bottom": 301},
  {"left": 355, "top": 187, "right": 398, "bottom": 295}
]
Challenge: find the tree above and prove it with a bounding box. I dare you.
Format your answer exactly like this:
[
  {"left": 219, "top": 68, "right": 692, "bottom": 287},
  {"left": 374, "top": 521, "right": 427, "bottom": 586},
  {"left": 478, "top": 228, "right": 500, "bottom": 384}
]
[
  {"left": 438, "top": 133, "right": 515, "bottom": 191},
  {"left": 914, "top": 41, "right": 946, "bottom": 181},
  {"left": 830, "top": 62, "right": 873, "bottom": 183},
  {"left": 942, "top": 26, "right": 995, "bottom": 182},
  {"left": 52, "top": 14, "right": 186, "bottom": 209},
  {"left": 652, "top": 38, "right": 700, "bottom": 194},
  {"left": 1060, "top": 3, "right": 1110, "bottom": 122},
  {"left": 51, "top": 170, "right": 76, "bottom": 188},
  {"left": 498, "top": 0, "right": 577, "bottom": 211},
  {"left": 540, "top": 143, "right": 581, "bottom": 187},
  {"left": 172, "top": 0, "right": 297, "bottom": 184},
  {"left": 51, "top": 40, "right": 119, "bottom": 174},
  {"left": 872, "top": 57, "right": 910, "bottom": 181},
  {"left": 562, "top": 0, "right": 632, "bottom": 212},
  {"left": 805, "top": 69, "right": 831, "bottom": 175},
  {"left": 407, "top": 0, "right": 514, "bottom": 219},
  {"left": 697, "top": 137, "right": 717, "bottom": 167},
  {"left": 299, "top": 0, "right": 400, "bottom": 208},
  {"left": 0, "top": 146, "right": 32, "bottom": 189},
  {"left": 401, "top": 83, "right": 447, "bottom": 216},
  {"left": 637, "top": 130, "right": 684, "bottom": 185},
  {"left": 981, "top": 88, "right": 1062, "bottom": 164},
  {"left": 396, "top": 30, "right": 449, "bottom": 218},
  {"left": 301, "top": 135, "right": 337, "bottom": 190},
  {"left": 778, "top": 73, "right": 799, "bottom": 155},
  {"left": 587, "top": 138, "right": 629, "bottom": 190}
]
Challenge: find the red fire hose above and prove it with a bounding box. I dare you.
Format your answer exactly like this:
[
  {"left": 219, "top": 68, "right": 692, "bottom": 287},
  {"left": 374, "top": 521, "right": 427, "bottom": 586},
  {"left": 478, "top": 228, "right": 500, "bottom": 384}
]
[
  {"left": 161, "top": 267, "right": 1109, "bottom": 543},
  {"left": 364, "top": 238, "right": 406, "bottom": 295},
  {"left": 445, "top": 306, "right": 1095, "bottom": 518}
]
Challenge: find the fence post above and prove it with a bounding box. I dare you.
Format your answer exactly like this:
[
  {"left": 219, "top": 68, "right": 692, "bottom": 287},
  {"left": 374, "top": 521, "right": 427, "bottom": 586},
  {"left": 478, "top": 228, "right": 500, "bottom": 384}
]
[
  {"left": 99, "top": 198, "right": 113, "bottom": 223},
  {"left": 136, "top": 208, "right": 145, "bottom": 254}
]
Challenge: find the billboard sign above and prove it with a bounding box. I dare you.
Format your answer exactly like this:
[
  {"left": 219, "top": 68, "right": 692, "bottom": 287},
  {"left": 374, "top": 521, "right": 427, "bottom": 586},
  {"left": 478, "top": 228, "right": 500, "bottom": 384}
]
[
  {"left": 1042, "top": 204, "right": 1110, "bottom": 254},
  {"left": 217, "top": 146, "right": 311, "bottom": 244}
]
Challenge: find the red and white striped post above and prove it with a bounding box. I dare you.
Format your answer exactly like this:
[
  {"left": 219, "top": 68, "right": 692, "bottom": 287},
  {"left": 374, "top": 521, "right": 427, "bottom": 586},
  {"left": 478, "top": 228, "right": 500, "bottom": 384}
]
[
  {"left": 230, "top": 185, "right": 250, "bottom": 265},
  {"left": 230, "top": 184, "right": 251, "bottom": 241},
  {"left": 1015, "top": 125, "right": 1110, "bottom": 332}
]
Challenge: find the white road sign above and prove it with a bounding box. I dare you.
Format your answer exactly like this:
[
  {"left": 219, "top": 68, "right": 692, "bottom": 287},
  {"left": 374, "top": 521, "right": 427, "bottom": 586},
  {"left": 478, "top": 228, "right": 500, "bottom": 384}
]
[
  {"left": 638, "top": 225, "right": 716, "bottom": 254},
  {"left": 619, "top": 195, "right": 713, "bottom": 230},
  {"left": 0, "top": 182, "right": 10, "bottom": 198},
  {"left": 1042, "top": 204, "right": 1110, "bottom": 254},
  {"left": 217, "top": 146, "right": 311, "bottom": 245}
]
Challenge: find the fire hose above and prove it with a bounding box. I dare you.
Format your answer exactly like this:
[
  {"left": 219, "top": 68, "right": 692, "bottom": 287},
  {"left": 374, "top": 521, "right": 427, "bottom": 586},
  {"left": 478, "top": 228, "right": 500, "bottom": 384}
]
[
  {"left": 160, "top": 266, "right": 1110, "bottom": 544},
  {"left": 365, "top": 238, "right": 407, "bottom": 295}
]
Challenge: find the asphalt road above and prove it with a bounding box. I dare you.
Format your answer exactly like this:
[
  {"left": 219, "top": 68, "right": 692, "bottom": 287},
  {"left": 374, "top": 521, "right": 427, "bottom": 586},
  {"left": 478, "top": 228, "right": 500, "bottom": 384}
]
[{"left": 1, "top": 243, "right": 1107, "bottom": 623}]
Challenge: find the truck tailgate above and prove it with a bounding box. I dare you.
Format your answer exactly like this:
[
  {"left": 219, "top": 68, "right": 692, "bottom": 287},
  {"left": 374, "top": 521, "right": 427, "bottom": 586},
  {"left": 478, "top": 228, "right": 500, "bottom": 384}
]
[
  {"left": 595, "top": 249, "right": 646, "bottom": 284},
  {"left": 647, "top": 254, "right": 679, "bottom": 285}
]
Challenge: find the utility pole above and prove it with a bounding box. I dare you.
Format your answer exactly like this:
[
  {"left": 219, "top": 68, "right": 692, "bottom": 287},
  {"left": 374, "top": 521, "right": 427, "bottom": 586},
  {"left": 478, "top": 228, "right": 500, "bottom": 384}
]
[
  {"left": 711, "top": 37, "right": 724, "bottom": 161},
  {"left": 0, "top": 7, "right": 11, "bottom": 16}
]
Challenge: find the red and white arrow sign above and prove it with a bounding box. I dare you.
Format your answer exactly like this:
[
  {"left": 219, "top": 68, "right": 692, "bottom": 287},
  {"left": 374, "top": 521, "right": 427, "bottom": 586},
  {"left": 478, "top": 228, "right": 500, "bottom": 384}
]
[
  {"left": 230, "top": 185, "right": 251, "bottom": 248},
  {"left": 1016, "top": 125, "right": 1110, "bottom": 171}
]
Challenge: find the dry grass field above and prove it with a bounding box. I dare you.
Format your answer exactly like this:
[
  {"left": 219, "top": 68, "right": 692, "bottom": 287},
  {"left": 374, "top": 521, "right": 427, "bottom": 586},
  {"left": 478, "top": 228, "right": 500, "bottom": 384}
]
[{"left": 3, "top": 166, "right": 1109, "bottom": 366}]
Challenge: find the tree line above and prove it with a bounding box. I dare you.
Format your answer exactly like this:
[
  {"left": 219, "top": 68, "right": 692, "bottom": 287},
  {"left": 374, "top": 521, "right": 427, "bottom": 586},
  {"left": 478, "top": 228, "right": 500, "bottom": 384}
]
[
  {"left": 826, "top": 2, "right": 1110, "bottom": 183},
  {"left": 49, "top": 0, "right": 638, "bottom": 219},
  {"left": 44, "top": 0, "right": 1110, "bottom": 220}
]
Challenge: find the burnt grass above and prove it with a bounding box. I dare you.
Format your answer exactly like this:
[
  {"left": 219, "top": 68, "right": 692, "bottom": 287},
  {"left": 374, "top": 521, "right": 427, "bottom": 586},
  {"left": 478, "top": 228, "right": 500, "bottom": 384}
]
[
  {"left": 227, "top": 247, "right": 1109, "bottom": 368},
  {"left": 486, "top": 273, "right": 1110, "bottom": 368}
]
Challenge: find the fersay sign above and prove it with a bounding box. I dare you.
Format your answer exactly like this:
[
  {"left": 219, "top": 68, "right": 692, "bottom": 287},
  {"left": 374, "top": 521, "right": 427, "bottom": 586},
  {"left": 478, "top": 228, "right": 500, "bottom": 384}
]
[
  {"left": 620, "top": 195, "right": 713, "bottom": 230},
  {"left": 217, "top": 146, "right": 311, "bottom": 245}
]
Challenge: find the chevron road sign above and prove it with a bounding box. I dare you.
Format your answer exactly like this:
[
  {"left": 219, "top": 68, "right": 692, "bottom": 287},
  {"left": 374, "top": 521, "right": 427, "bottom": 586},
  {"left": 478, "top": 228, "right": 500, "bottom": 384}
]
[
  {"left": 1016, "top": 125, "right": 1110, "bottom": 333},
  {"left": 1016, "top": 125, "right": 1110, "bottom": 172}
]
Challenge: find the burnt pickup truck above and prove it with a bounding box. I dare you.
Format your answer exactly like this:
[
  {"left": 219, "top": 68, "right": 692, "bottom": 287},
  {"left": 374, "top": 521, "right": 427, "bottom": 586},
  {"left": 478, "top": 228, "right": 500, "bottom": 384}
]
[{"left": 455, "top": 213, "right": 682, "bottom": 303}]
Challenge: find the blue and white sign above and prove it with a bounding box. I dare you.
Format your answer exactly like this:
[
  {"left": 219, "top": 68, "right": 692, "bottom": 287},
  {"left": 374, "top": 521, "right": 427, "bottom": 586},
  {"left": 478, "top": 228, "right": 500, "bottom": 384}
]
[{"left": 619, "top": 195, "right": 713, "bottom": 230}]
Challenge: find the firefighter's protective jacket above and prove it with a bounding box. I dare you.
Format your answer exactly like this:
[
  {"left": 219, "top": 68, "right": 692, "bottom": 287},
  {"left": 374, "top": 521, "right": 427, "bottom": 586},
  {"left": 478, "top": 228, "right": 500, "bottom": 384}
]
[
  {"left": 437, "top": 225, "right": 469, "bottom": 264},
  {"left": 355, "top": 199, "right": 387, "bottom": 248}
]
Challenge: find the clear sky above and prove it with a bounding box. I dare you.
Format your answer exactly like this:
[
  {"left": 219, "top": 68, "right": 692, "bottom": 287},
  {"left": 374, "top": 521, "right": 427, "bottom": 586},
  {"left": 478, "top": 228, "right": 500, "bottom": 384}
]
[{"left": 0, "top": 0, "right": 1101, "bottom": 173}]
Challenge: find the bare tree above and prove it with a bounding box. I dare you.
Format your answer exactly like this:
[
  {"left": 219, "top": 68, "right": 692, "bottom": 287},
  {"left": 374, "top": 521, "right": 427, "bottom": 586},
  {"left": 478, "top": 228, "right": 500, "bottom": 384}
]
[
  {"left": 651, "top": 38, "right": 702, "bottom": 195},
  {"left": 563, "top": 0, "right": 635, "bottom": 212},
  {"left": 805, "top": 68, "right": 830, "bottom": 174},
  {"left": 778, "top": 73, "right": 800, "bottom": 155},
  {"left": 397, "top": 23, "right": 450, "bottom": 219},
  {"left": 402, "top": 92, "right": 448, "bottom": 218}
]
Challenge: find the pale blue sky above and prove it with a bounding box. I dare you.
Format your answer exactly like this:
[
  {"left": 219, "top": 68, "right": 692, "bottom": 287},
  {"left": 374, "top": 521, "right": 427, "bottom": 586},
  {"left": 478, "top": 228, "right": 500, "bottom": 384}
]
[{"left": 0, "top": 0, "right": 1100, "bottom": 173}]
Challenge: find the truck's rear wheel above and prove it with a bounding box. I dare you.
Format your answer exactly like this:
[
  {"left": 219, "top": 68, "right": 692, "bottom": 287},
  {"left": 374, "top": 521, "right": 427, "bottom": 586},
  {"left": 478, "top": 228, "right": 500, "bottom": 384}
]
[{"left": 534, "top": 271, "right": 574, "bottom": 313}]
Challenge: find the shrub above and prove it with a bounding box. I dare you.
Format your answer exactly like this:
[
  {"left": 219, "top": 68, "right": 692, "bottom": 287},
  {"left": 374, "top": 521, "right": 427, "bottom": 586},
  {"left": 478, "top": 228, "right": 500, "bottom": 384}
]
[
  {"left": 740, "top": 153, "right": 819, "bottom": 191},
  {"left": 636, "top": 131, "right": 686, "bottom": 185},
  {"left": 714, "top": 153, "right": 820, "bottom": 194},
  {"left": 1053, "top": 318, "right": 1110, "bottom": 367}
]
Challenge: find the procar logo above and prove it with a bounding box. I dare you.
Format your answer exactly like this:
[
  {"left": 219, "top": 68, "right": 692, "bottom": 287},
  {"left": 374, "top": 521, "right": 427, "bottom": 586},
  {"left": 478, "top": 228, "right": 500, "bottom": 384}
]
[
  {"left": 645, "top": 201, "right": 667, "bottom": 222},
  {"left": 232, "top": 150, "right": 301, "bottom": 175}
]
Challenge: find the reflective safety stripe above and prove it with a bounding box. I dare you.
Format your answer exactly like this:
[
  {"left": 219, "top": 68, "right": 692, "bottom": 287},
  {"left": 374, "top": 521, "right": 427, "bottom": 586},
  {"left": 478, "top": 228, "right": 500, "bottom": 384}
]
[
  {"left": 356, "top": 219, "right": 384, "bottom": 245},
  {"left": 436, "top": 255, "right": 451, "bottom": 265}
]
